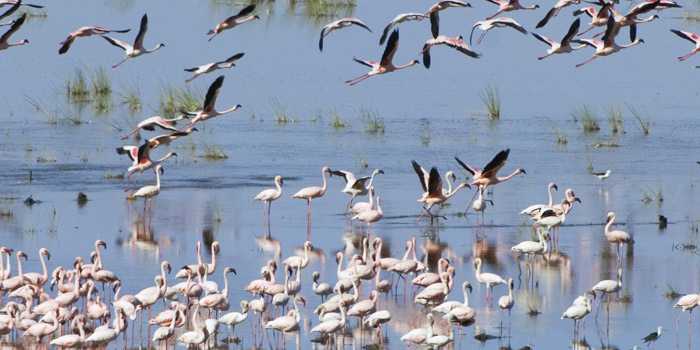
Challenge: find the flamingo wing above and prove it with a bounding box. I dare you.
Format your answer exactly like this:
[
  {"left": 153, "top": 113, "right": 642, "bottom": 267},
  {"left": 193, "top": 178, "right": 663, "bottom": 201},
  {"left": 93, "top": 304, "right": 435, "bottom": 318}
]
[
  {"left": 561, "top": 18, "right": 581, "bottom": 44},
  {"left": 481, "top": 149, "right": 510, "bottom": 178},
  {"left": 430, "top": 11, "right": 440, "bottom": 38},
  {"left": 536, "top": 7, "right": 558, "bottom": 28},
  {"left": 101, "top": 35, "right": 130, "bottom": 51},
  {"left": 345, "top": 18, "right": 372, "bottom": 33},
  {"left": 235, "top": 4, "right": 256, "bottom": 18},
  {"left": 600, "top": 13, "right": 616, "bottom": 46},
  {"left": 454, "top": 156, "right": 477, "bottom": 176},
  {"left": 670, "top": 29, "right": 700, "bottom": 44},
  {"left": 532, "top": 32, "right": 554, "bottom": 47},
  {"left": 0, "top": 0, "right": 19, "bottom": 22},
  {"left": 0, "top": 12, "right": 24, "bottom": 43},
  {"left": 203, "top": 75, "right": 224, "bottom": 113},
  {"left": 352, "top": 57, "right": 374, "bottom": 67},
  {"left": 216, "top": 52, "right": 245, "bottom": 65},
  {"left": 411, "top": 160, "right": 429, "bottom": 192},
  {"left": 422, "top": 42, "right": 433, "bottom": 68},
  {"left": 381, "top": 29, "right": 400, "bottom": 66},
  {"left": 134, "top": 13, "right": 148, "bottom": 49},
  {"left": 427, "top": 167, "right": 443, "bottom": 196}
]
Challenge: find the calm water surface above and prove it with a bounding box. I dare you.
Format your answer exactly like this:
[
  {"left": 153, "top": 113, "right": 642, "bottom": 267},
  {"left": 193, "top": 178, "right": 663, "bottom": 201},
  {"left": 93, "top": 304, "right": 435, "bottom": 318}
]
[{"left": 1, "top": 0, "right": 700, "bottom": 349}]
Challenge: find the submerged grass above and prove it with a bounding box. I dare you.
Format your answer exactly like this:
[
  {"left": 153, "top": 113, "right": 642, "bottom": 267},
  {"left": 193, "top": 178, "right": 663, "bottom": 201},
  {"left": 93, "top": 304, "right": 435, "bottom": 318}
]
[
  {"left": 119, "top": 86, "right": 142, "bottom": 113},
  {"left": 572, "top": 105, "right": 600, "bottom": 134},
  {"left": 607, "top": 106, "right": 623, "bottom": 135},
  {"left": 641, "top": 187, "right": 664, "bottom": 206},
  {"left": 201, "top": 144, "right": 229, "bottom": 160},
  {"left": 480, "top": 85, "right": 501, "bottom": 120},
  {"left": 554, "top": 129, "right": 568, "bottom": 145},
  {"left": 91, "top": 68, "right": 112, "bottom": 97},
  {"left": 626, "top": 104, "right": 651, "bottom": 135},
  {"left": 65, "top": 69, "right": 90, "bottom": 103},
  {"left": 361, "top": 109, "right": 384, "bottom": 135},
  {"left": 330, "top": 111, "right": 347, "bottom": 129}
]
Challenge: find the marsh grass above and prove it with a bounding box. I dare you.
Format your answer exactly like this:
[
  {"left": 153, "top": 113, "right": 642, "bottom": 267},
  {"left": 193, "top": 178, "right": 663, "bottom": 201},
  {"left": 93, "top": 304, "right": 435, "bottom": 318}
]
[
  {"left": 554, "top": 129, "right": 568, "bottom": 145},
  {"left": 294, "top": 0, "right": 357, "bottom": 24},
  {"left": 572, "top": 105, "right": 600, "bottom": 134},
  {"left": 19, "top": 9, "right": 48, "bottom": 20},
  {"left": 66, "top": 69, "right": 90, "bottom": 103},
  {"left": 103, "top": 172, "right": 125, "bottom": 180},
  {"left": 664, "top": 284, "right": 682, "bottom": 300},
  {"left": 93, "top": 95, "right": 112, "bottom": 115},
  {"left": 26, "top": 96, "right": 59, "bottom": 125},
  {"left": 361, "top": 109, "right": 384, "bottom": 135},
  {"left": 480, "top": 85, "right": 500, "bottom": 120},
  {"left": 271, "top": 100, "right": 296, "bottom": 125},
  {"left": 420, "top": 122, "right": 431, "bottom": 147},
  {"left": 607, "top": 106, "right": 623, "bottom": 135},
  {"left": 201, "top": 144, "right": 229, "bottom": 160},
  {"left": 159, "top": 85, "right": 200, "bottom": 118},
  {"left": 91, "top": 68, "right": 112, "bottom": 96},
  {"left": 119, "top": 86, "right": 142, "bottom": 113},
  {"left": 626, "top": 104, "right": 651, "bottom": 135},
  {"left": 0, "top": 209, "right": 13, "bottom": 219},
  {"left": 330, "top": 111, "right": 347, "bottom": 129}
]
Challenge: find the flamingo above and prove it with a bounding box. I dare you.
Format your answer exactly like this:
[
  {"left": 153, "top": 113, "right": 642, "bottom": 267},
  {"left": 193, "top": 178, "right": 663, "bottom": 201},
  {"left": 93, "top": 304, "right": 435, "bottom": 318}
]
[
  {"left": 255, "top": 175, "right": 284, "bottom": 228},
  {"left": 412, "top": 160, "right": 470, "bottom": 221},
  {"left": 521, "top": 182, "right": 558, "bottom": 217},
  {"left": 0, "top": 13, "right": 27, "bottom": 51},
  {"left": 345, "top": 29, "right": 420, "bottom": 86},
  {"left": 575, "top": 2, "right": 613, "bottom": 37},
  {"left": 0, "top": 250, "right": 26, "bottom": 292},
  {"left": 536, "top": 0, "right": 582, "bottom": 28},
  {"left": 351, "top": 196, "right": 383, "bottom": 232},
  {"left": 611, "top": 0, "right": 660, "bottom": 42},
  {"left": 674, "top": 293, "right": 699, "bottom": 330},
  {"left": 207, "top": 4, "right": 259, "bottom": 42},
  {"left": 23, "top": 310, "right": 59, "bottom": 342},
  {"left": 455, "top": 149, "right": 526, "bottom": 191},
  {"left": 401, "top": 314, "right": 432, "bottom": 345},
  {"left": 59, "top": 26, "right": 130, "bottom": 54},
  {"left": 532, "top": 18, "right": 586, "bottom": 60},
  {"left": 483, "top": 0, "right": 539, "bottom": 20},
  {"left": 434, "top": 281, "right": 472, "bottom": 314},
  {"left": 319, "top": 17, "right": 372, "bottom": 51},
  {"left": 330, "top": 168, "right": 384, "bottom": 207},
  {"left": 562, "top": 294, "right": 592, "bottom": 338},
  {"left": 292, "top": 166, "right": 332, "bottom": 235},
  {"left": 425, "top": 1, "right": 471, "bottom": 39},
  {"left": 101, "top": 14, "right": 165, "bottom": 69},
  {"left": 591, "top": 268, "right": 622, "bottom": 316},
  {"left": 185, "top": 52, "right": 245, "bottom": 83},
  {"left": 176, "top": 241, "right": 220, "bottom": 278},
  {"left": 350, "top": 186, "right": 376, "bottom": 215},
  {"left": 470, "top": 17, "right": 528, "bottom": 46},
  {"left": 183, "top": 75, "right": 242, "bottom": 124},
  {"left": 218, "top": 300, "right": 248, "bottom": 342},
  {"left": 671, "top": 29, "right": 700, "bottom": 63},
  {"left": 50, "top": 315, "right": 86, "bottom": 347},
  {"left": 127, "top": 164, "right": 164, "bottom": 204},
  {"left": 604, "top": 211, "right": 632, "bottom": 263},
  {"left": 152, "top": 307, "right": 181, "bottom": 344},
  {"left": 425, "top": 316, "right": 454, "bottom": 348},
  {"left": 144, "top": 127, "right": 197, "bottom": 150},
  {"left": 473, "top": 257, "right": 507, "bottom": 301},
  {"left": 22, "top": 247, "right": 49, "bottom": 287},
  {"left": 119, "top": 140, "right": 177, "bottom": 178},
  {"left": 379, "top": 13, "right": 428, "bottom": 45},
  {"left": 283, "top": 241, "right": 313, "bottom": 270},
  {"left": 421, "top": 35, "right": 480, "bottom": 69},
  {"left": 573, "top": 14, "right": 645, "bottom": 67},
  {"left": 120, "top": 115, "right": 190, "bottom": 140},
  {"left": 264, "top": 295, "right": 305, "bottom": 333},
  {"left": 0, "top": 0, "right": 42, "bottom": 8}
]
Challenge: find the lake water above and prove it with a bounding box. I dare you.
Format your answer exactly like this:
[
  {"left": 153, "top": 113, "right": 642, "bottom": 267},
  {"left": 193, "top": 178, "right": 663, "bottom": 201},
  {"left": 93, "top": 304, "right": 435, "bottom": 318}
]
[{"left": 1, "top": 0, "right": 700, "bottom": 349}]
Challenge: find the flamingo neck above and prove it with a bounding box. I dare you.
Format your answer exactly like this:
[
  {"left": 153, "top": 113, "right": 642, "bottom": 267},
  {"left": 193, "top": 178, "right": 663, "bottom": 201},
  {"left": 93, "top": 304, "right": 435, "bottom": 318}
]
[
  {"left": 210, "top": 248, "right": 217, "bottom": 272},
  {"left": 445, "top": 176, "right": 454, "bottom": 194},
  {"left": 620, "top": 40, "right": 643, "bottom": 49},
  {"left": 446, "top": 183, "right": 468, "bottom": 199},
  {"left": 605, "top": 216, "right": 614, "bottom": 235},
  {"left": 113, "top": 285, "right": 121, "bottom": 301},
  {"left": 274, "top": 179, "right": 282, "bottom": 194},
  {"left": 16, "top": 254, "right": 23, "bottom": 277},
  {"left": 147, "top": 44, "right": 164, "bottom": 53},
  {"left": 547, "top": 186, "right": 554, "bottom": 207},
  {"left": 222, "top": 106, "right": 240, "bottom": 114},
  {"left": 396, "top": 61, "right": 417, "bottom": 70},
  {"left": 463, "top": 286, "right": 470, "bottom": 306},
  {"left": 336, "top": 253, "right": 344, "bottom": 275},
  {"left": 320, "top": 169, "right": 329, "bottom": 195},
  {"left": 222, "top": 271, "right": 230, "bottom": 297},
  {"left": 367, "top": 170, "right": 379, "bottom": 189},
  {"left": 39, "top": 253, "right": 48, "bottom": 281},
  {"left": 401, "top": 244, "right": 411, "bottom": 260},
  {"left": 155, "top": 168, "right": 162, "bottom": 190},
  {"left": 497, "top": 169, "right": 522, "bottom": 183}
]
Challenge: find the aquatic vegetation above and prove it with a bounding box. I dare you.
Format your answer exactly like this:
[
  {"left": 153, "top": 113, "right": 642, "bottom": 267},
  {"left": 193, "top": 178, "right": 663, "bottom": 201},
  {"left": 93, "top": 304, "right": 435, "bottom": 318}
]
[
  {"left": 330, "top": 112, "right": 348, "bottom": 129},
  {"left": 103, "top": 172, "right": 124, "bottom": 180},
  {"left": 627, "top": 104, "right": 651, "bottom": 136},
  {"left": 25, "top": 96, "right": 59, "bottom": 125},
  {"left": 480, "top": 85, "right": 501, "bottom": 120},
  {"left": 607, "top": 106, "right": 623, "bottom": 135},
  {"left": 77, "top": 192, "right": 88, "bottom": 207},
  {"left": 92, "top": 95, "right": 113, "bottom": 115},
  {"left": 554, "top": 129, "right": 568, "bottom": 145},
  {"left": 201, "top": 144, "right": 229, "bottom": 160},
  {"left": 0, "top": 209, "right": 13, "bottom": 219},
  {"left": 362, "top": 109, "right": 385, "bottom": 135},
  {"left": 572, "top": 105, "right": 599, "bottom": 134},
  {"left": 420, "top": 120, "right": 432, "bottom": 147},
  {"left": 65, "top": 69, "right": 90, "bottom": 103},
  {"left": 159, "top": 85, "right": 201, "bottom": 118},
  {"left": 91, "top": 68, "right": 112, "bottom": 97},
  {"left": 292, "top": 0, "right": 357, "bottom": 25},
  {"left": 664, "top": 284, "right": 682, "bottom": 300},
  {"left": 119, "top": 86, "right": 142, "bottom": 113}
]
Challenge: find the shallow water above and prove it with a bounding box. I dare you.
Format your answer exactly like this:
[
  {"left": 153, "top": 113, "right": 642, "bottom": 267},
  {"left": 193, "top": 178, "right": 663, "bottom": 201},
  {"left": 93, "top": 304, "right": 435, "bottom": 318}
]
[{"left": 1, "top": 0, "right": 700, "bottom": 349}]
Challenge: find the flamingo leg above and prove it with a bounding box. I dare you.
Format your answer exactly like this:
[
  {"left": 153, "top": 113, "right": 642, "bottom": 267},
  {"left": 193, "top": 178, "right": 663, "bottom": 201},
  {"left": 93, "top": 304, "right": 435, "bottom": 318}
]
[
  {"left": 678, "top": 50, "right": 699, "bottom": 61},
  {"left": 486, "top": 10, "right": 504, "bottom": 20},
  {"left": 576, "top": 55, "right": 598, "bottom": 68},
  {"left": 112, "top": 57, "right": 129, "bottom": 69},
  {"left": 345, "top": 73, "right": 371, "bottom": 86}
]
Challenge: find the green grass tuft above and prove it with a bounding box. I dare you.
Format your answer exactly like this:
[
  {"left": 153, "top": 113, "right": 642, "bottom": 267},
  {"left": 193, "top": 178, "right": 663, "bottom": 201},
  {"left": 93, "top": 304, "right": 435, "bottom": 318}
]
[
  {"left": 480, "top": 85, "right": 501, "bottom": 120},
  {"left": 572, "top": 105, "right": 600, "bottom": 134},
  {"left": 361, "top": 109, "right": 384, "bottom": 135},
  {"left": 607, "top": 106, "right": 623, "bottom": 135}
]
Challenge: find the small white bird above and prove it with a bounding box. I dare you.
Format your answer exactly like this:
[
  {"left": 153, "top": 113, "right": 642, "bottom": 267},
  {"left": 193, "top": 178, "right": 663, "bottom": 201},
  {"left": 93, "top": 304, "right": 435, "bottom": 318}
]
[{"left": 593, "top": 169, "right": 612, "bottom": 180}]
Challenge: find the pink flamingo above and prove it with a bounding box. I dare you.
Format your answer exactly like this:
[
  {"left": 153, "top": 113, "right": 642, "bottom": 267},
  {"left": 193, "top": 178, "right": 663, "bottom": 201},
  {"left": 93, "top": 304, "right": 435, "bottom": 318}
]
[
  {"left": 426, "top": 1, "right": 471, "bottom": 38},
  {"left": 482, "top": 0, "right": 539, "bottom": 20},
  {"left": 670, "top": 29, "right": 700, "bottom": 62},
  {"left": 532, "top": 18, "right": 586, "bottom": 60},
  {"left": 101, "top": 14, "right": 165, "bottom": 69},
  {"left": 319, "top": 17, "right": 372, "bottom": 51},
  {"left": 59, "top": 26, "right": 130, "bottom": 55},
  {"left": 421, "top": 35, "right": 480, "bottom": 69},
  {"left": 345, "top": 30, "right": 419, "bottom": 86},
  {"left": 536, "top": 0, "right": 582, "bottom": 28},
  {"left": 207, "top": 4, "right": 259, "bottom": 42},
  {"left": 0, "top": 13, "right": 27, "bottom": 51},
  {"left": 573, "top": 14, "right": 645, "bottom": 68}
]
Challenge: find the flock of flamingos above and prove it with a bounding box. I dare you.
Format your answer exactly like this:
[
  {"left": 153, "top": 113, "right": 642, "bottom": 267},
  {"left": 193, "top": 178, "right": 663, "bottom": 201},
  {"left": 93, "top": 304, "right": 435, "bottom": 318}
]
[{"left": 0, "top": 0, "right": 696, "bottom": 348}]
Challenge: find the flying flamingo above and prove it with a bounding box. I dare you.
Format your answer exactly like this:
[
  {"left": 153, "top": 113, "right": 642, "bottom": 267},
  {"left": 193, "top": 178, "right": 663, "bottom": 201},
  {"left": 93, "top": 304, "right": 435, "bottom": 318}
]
[
  {"left": 573, "top": 14, "right": 645, "bottom": 68},
  {"left": 345, "top": 30, "right": 419, "bottom": 86},
  {"left": 319, "top": 17, "right": 372, "bottom": 51},
  {"left": 0, "top": 13, "right": 27, "bottom": 51},
  {"left": 185, "top": 52, "right": 245, "bottom": 83},
  {"left": 536, "top": 0, "right": 582, "bottom": 28},
  {"left": 207, "top": 4, "right": 259, "bottom": 42},
  {"left": 184, "top": 76, "right": 242, "bottom": 124},
  {"left": 670, "top": 29, "right": 700, "bottom": 63},
  {"left": 379, "top": 13, "right": 428, "bottom": 45},
  {"left": 455, "top": 149, "right": 526, "bottom": 191},
  {"left": 59, "top": 26, "right": 130, "bottom": 55},
  {"left": 411, "top": 160, "right": 470, "bottom": 222},
  {"left": 101, "top": 14, "right": 165, "bottom": 69},
  {"left": 470, "top": 17, "right": 527, "bottom": 45},
  {"left": 574, "top": 2, "right": 613, "bottom": 37},
  {"left": 121, "top": 115, "right": 191, "bottom": 140},
  {"left": 117, "top": 140, "right": 177, "bottom": 178},
  {"left": 425, "top": 1, "right": 471, "bottom": 38},
  {"left": 482, "top": 0, "right": 539, "bottom": 20},
  {"left": 422, "top": 35, "right": 480, "bottom": 69},
  {"left": 532, "top": 18, "right": 585, "bottom": 60},
  {"left": 611, "top": 0, "right": 660, "bottom": 41}
]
